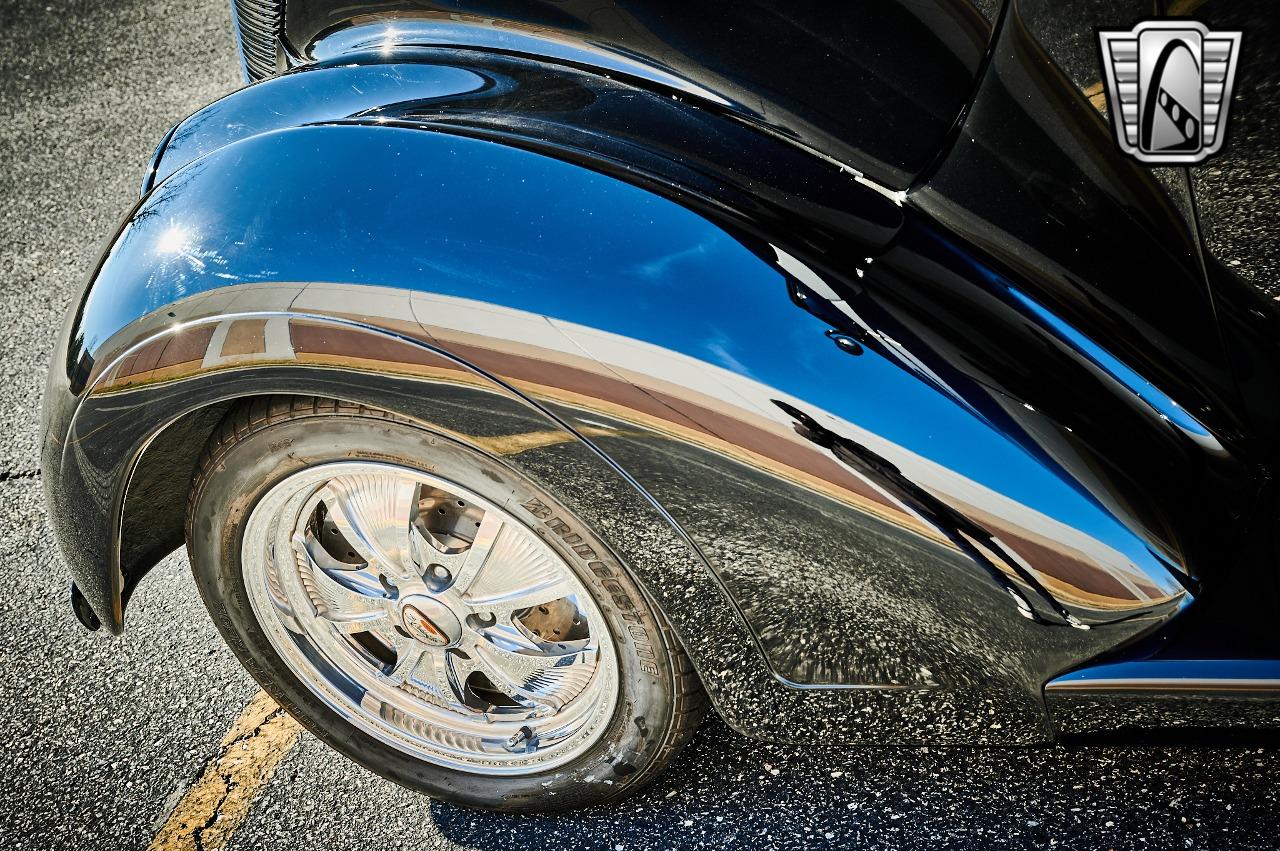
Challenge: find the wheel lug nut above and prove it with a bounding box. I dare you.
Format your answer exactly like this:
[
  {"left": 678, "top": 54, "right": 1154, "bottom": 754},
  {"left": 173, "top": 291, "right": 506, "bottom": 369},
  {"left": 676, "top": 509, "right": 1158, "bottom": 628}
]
[{"left": 430, "top": 564, "right": 451, "bottom": 583}]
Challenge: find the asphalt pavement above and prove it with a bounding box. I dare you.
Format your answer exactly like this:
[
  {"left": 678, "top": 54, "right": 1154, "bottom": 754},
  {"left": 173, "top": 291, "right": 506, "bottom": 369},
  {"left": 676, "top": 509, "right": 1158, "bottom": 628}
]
[{"left": 2, "top": 1, "right": 1279, "bottom": 849}]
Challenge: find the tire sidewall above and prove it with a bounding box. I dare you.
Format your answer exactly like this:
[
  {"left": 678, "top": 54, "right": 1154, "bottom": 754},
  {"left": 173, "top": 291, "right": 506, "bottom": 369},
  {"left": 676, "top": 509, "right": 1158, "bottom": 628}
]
[{"left": 187, "top": 411, "right": 675, "bottom": 811}]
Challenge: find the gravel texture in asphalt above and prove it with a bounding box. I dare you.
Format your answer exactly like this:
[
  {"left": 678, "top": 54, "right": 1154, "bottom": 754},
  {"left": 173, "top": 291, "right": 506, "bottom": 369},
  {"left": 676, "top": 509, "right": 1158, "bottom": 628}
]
[
  {"left": 1190, "top": 0, "right": 1280, "bottom": 299},
  {"left": 1, "top": 1, "right": 1278, "bottom": 849}
]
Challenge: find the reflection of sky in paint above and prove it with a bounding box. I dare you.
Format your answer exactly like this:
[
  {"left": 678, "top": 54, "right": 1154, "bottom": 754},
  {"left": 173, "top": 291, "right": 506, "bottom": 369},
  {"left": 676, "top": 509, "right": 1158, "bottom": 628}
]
[{"left": 85, "top": 125, "right": 1175, "bottom": 583}]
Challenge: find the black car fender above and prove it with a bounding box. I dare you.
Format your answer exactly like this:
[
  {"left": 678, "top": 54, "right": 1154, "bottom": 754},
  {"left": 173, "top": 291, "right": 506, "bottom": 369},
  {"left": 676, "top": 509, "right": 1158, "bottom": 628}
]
[{"left": 42, "top": 42, "right": 1263, "bottom": 745}]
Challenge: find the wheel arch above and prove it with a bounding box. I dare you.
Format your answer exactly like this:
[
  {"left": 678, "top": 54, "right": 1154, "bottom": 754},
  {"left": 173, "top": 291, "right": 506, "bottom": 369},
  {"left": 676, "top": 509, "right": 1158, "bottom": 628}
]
[
  {"left": 43, "top": 54, "right": 1223, "bottom": 747},
  {"left": 66, "top": 330, "right": 802, "bottom": 745},
  {"left": 118, "top": 398, "right": 233, "bottom": 611}
]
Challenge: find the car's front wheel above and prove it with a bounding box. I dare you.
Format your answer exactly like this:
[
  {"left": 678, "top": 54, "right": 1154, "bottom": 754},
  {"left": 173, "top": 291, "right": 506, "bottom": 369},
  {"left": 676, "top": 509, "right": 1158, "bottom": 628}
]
[{"left": 185, "top": 396, "right": 704, "bottom": 811}]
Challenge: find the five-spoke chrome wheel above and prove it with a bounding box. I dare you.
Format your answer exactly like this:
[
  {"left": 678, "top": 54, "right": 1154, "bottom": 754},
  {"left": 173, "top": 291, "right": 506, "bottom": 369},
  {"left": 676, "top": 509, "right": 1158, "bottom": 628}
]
[{"left": 241, "top": 461, "right": 618, "bottom": 774}]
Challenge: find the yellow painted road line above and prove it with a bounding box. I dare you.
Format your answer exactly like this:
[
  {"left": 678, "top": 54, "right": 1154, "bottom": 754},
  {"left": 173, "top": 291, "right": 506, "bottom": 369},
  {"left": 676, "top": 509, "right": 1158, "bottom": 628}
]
[
  {"left": 1083, "top": 80, "right": 1107, "bottom": 113},
  {"left": 1085, "top": 1, "right": 1212, "bottom": 114},
  {"left": 149, "top": 690, "right": 302, "bottom": 851}
]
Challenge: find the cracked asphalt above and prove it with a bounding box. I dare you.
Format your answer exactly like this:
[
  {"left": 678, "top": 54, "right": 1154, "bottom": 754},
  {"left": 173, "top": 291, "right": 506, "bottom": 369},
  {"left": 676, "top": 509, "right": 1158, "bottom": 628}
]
[{"left": 2, "top": 1, "right": 1279, "bottom": 849}]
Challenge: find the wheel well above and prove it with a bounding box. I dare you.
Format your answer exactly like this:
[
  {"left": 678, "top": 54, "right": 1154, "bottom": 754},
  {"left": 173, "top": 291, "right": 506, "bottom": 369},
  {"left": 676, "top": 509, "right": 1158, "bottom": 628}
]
[
  {"left": 119, "top": 399, "right": 235, "bottom": 604},
  {"left": 118, "top": 392, "right": 462, "bottom": 605}
]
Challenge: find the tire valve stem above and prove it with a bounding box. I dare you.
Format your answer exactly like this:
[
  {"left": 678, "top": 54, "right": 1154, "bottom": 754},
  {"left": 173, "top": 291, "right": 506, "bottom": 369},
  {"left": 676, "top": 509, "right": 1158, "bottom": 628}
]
[{"left": 504, "top": 725, "right": 536, "bottom": 752}]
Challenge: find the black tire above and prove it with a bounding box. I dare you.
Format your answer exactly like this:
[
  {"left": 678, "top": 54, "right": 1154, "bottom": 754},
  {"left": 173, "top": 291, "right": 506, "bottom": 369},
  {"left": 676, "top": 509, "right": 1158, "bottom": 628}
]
[{"left": 185, "top": 396, "right": 705, "bottom": 812}]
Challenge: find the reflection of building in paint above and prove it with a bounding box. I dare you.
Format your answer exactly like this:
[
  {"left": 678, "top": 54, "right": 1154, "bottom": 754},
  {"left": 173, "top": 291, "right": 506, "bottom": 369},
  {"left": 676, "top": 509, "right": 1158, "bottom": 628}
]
[
  {"left": 201, "top": 316, "right": 295, "bottom": 369},
  {"left": 93, "top": 282, "right": 1178, "bottom": 612}
]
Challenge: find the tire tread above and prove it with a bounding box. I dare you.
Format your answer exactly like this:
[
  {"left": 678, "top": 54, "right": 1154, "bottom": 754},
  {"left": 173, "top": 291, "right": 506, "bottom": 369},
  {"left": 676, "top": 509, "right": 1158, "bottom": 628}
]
[{"left": 186, "top": 394, "right": 706, "bottom": 809}]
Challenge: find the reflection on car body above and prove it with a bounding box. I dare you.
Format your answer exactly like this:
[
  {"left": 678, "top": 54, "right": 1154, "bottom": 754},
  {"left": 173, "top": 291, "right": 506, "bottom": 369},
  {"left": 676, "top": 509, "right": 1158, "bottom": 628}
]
[{"left": 41, "top": 0, "right": 1280, "bottom": 812}]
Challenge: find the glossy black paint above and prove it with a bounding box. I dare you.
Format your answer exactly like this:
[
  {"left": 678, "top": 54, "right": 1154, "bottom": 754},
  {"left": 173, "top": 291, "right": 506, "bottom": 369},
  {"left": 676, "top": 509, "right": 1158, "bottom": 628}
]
[
  {"left": 35, "top": 112, "right": 1190, "bottom": 741},
  {"left": 913, "top": 0, "right": 1280, "bottom": 674},
  {"left": 147, "top": 52, "right": 903, "bottom": 252},
  {"left": 283, "top": 0, "right": 998, "bottom": 188},
  {"left": 41, "top": 0, "right": 1280, "bottom": 745}
]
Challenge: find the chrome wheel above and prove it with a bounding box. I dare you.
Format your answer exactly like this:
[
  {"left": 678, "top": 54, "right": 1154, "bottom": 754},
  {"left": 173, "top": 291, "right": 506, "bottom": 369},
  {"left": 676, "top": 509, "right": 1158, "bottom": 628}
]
[{"left": 240, "top": 461, "right": 619, "bottom": 774}]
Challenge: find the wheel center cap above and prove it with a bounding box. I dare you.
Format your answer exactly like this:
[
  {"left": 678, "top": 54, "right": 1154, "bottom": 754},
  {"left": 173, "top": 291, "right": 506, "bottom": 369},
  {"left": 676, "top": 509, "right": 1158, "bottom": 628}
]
[{"left": 398, "top": 595, "right": 462, "bottom": 648}]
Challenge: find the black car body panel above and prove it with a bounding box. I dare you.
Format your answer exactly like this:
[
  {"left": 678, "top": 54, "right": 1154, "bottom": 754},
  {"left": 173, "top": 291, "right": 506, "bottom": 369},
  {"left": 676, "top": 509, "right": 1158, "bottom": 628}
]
[
  {"left": 280, "top": 0, "right": 999, "bottom": 188},
  {"left": 42, "top": 0, "right": 1280, "bottom": 745}
]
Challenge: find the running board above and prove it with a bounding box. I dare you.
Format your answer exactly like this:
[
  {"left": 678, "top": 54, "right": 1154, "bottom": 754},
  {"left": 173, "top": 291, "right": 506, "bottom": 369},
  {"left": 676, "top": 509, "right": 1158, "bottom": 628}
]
[
  {"left": 1047, "top": 659, "right": 1280, "bottom": 694},
  {"left": 1047, "top": 660, "right": 1280, "bottom": 741}
]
